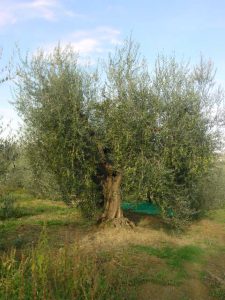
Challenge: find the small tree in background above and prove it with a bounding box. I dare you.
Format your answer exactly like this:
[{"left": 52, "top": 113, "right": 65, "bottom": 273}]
[
  {"left": 14, "top": 41, "right": 222, "bottom": 227},
  {"left": 0, "top": 126, "right": 17, "bottom": 183},
  {"left": 0, "top": 50, "right": 17, "bottom": 189}
]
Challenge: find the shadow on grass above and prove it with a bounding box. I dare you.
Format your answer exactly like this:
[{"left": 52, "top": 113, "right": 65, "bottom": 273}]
[
  {"left": 123, "top": 210, "right": 174, "bottom": 235},
  {"left": 0, "top": 205, "right": 69, "bottom": 221}
]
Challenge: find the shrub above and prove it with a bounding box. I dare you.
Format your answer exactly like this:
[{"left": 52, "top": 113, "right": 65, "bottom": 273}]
[{"left": 0, "top": 193, "right": 18, "bottom": 219}]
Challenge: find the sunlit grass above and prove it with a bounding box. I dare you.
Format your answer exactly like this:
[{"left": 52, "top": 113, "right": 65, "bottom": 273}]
[
  {"left": 0, "top": 190, "right": 225, "bottom": 299},
  {"left": 206, "top": 209, "right": 225, "bottom": 224},
  {"left": 131, "top": 244, "right": 204, "bottom": 268}
]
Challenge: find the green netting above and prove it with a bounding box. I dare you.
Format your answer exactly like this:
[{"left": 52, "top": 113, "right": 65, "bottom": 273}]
[
  {"left": 121, "top": 201, "right": 173, "bottom": 216},
  {"left": 121, "top": 201, "right": 160, "bottom": 215}
]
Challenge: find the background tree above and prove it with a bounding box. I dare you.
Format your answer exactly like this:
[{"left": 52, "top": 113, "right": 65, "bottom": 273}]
[
  {"left": 0, "top": 49, "right": 17, "bottom": 190},
  {"left": 0, "top": 121, "right": 17, "bottom": 184}
]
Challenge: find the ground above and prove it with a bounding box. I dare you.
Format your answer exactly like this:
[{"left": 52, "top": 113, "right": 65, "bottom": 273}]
[{"left": 0, "top": 190, "right": 225, "bottom": 300}]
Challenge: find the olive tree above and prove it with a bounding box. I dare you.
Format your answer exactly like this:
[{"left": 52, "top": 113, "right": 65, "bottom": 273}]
[
  {"left": 0, "top": 50, "right": 17, "bottom": 186},
  {"left": 14, "top": 42, "right": 221, "bottom": 227},
  {"left": 93, "top": 41, "right": 160, "bottom": 222}
]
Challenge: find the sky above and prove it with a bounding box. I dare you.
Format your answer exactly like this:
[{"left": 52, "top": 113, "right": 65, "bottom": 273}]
[{"left": 0, "top": 0, "right": 225, "bottom": 132}]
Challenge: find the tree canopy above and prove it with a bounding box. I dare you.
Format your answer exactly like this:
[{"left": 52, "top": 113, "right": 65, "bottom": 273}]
[{"left": 14, "top": 41, "right": 222, "bottom": 227}]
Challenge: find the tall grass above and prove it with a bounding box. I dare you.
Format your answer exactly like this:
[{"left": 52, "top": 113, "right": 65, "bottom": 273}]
[{"left": 0, "top": 229, "right": 133, "bottom": 300}]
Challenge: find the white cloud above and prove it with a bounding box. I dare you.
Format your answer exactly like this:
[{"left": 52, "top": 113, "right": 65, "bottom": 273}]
[
  {"left": 70, "top": 38, "right": 102, "bottom": 55},
  {"left": 0, "top": 0, "right": 80, "bottom": 28},
  {"left": 0, "top": 107, "right": 22, "bottom": 137},
  {"left": 0, "top": 11, "right": 17, "bottom": 27},
  {"left": 17, "top": 0, "right": 59, "bottom": 21},
  {"left": 42, "top": 27, "right": 122, "bottom": 65},
  {"left": 71, "top": 27, "right": 121, "bottom": 49}
]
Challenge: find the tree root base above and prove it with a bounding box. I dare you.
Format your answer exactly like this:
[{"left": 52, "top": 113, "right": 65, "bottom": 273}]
[{"left": 98, "top": 217, "right": 135, "bottom": 229}]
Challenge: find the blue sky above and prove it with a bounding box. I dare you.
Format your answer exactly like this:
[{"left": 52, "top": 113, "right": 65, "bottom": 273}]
[{"left": 0, "top": 0, "right": 225, "bottom": 131}]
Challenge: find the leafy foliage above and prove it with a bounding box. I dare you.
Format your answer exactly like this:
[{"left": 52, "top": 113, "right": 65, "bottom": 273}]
[
  {"left": 0, "top": 122, "right": 18, "bottom": 191},
  {"left": 15, "top": 46, "right": 99, "bottom": 206},
  {"left": 14, "top": 41, "right": 222, "bottom": 227}
]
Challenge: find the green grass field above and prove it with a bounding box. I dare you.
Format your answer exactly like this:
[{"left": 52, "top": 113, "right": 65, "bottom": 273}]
[{"left": 0, "top": 190, "right": 225, "bottom": 300}]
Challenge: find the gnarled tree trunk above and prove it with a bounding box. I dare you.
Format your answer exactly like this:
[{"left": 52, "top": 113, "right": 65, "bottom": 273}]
[
  {"left": 98, "top": 164, "right": 134, "bottom": 227},
  {"left": 100, "top": 170, "right": 123, "bottom": 221},
  {"left": 97, "top": 146, "right": 134, "bottom": 227}
]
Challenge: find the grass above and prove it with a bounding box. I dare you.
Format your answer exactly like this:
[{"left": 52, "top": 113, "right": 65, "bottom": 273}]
[
  {"left": 0, "top": 230, "right": 137, "bottom": 300},
  {"left": 206, "top": 208, "right": 225, "bottom": 224},
  {"left": 150, "top": 269, "right": 187, "bottom": 286},
  {"left": 0, "top": 191, "right": 93, "bottom": 251},
  {"left": 0, "top": 190, "right": 224, "bottom": 299},
  {"left": 200, "top": 270, "right": 225, "bottom": 300},
  {"left": 131, "top": 244, "right": 204, "bottom": 268},
  {"left": 129, "top": 244, "right": 204, "bottom": 287},
  {"left": 210, "top": 285, "right": 225, "bottom": 300}
]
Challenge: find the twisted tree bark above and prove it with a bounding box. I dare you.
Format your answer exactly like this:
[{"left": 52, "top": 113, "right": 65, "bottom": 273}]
[
  {"left": 96, "top": 145, "right": 134, "bottom": 227},
  {"left": 100, "top": 166, "right": 123, "bottom": 221}
]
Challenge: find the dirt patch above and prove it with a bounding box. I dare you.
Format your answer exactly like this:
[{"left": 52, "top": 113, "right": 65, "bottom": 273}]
[
  {"left": 205, "top": 253, "right": 225, "bottom": 279},
  {"left": 202, "top": 252, "right": 225, "bottom": 299},
  {"left": 138, "top": 278, "right": 212, "bottom": 300},
  {"left": 137, "top": 257, "right": 212, "bottom": 300},
  {"left": 136, "top": 255, "right": 212, "bottom": 300}
]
